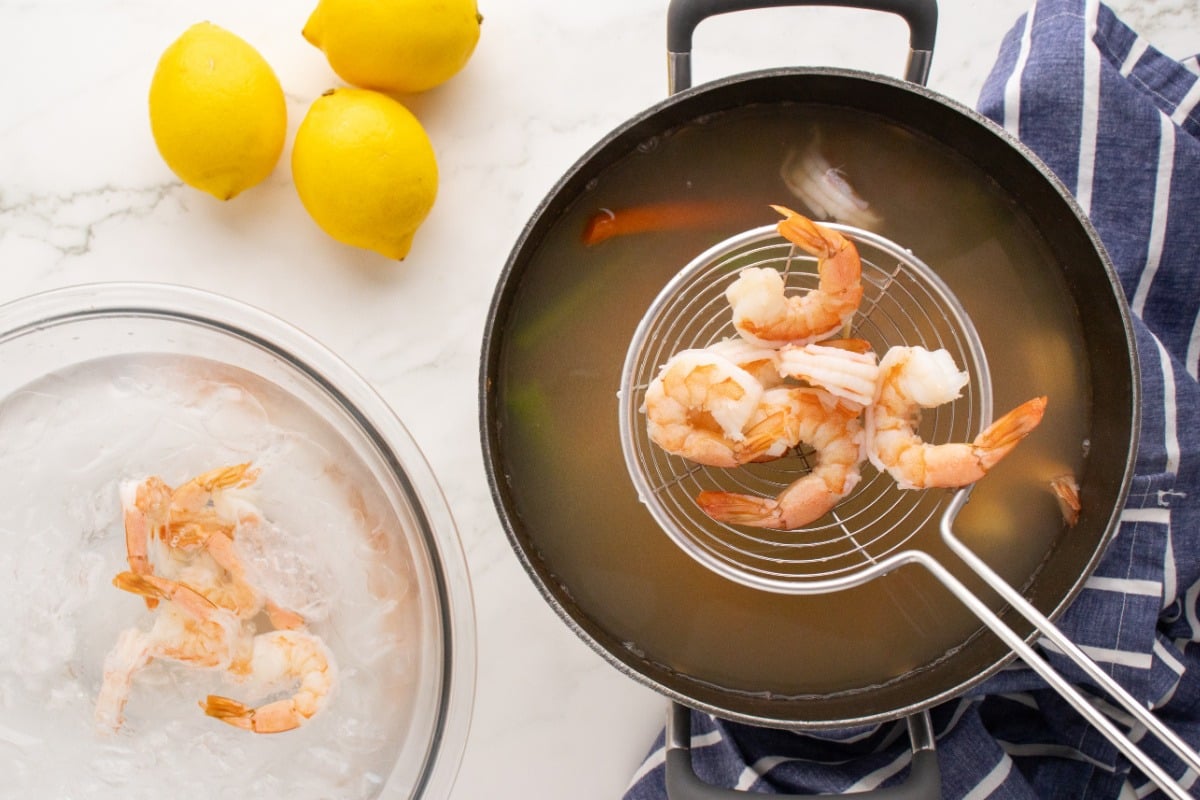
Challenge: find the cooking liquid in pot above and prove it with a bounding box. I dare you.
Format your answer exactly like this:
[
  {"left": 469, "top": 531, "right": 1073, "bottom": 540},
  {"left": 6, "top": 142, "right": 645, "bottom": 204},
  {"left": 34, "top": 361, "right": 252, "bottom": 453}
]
[
  {"left": 0, "top": 354, "right": 425, "bottom": 798},
  {"left": 495, "top": 103, "right": 1093, "bottom": 700}
]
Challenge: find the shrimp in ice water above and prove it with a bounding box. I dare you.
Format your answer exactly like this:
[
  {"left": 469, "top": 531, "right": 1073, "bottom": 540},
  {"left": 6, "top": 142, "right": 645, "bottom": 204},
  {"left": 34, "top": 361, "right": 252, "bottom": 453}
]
[
  {"left": 867, "top": 346, "right": 1047, "bottom": 490},
  {"left": 120, "top": 463, "right": 303, "bottom": 628},
  {"left": 697, "top": 387, "right": 865, "bottom": 530},
  {"left": 97, "top": 575, "right": 337, "bottom": 735},
  {"left": 725, "top": 206, "right": 864, "bottom": 347},
  {"left": 98, "top": 463, "right": 331, "bottom": 733},
  {"left": 120, "top": 477, "right": 172, "bottom": 608},
  {"left": 203, "top": 630, "right": 336, "bottom": 734},
  {"left": 166, "top": 462, "right": 259, "bottom": 551},
  {"left": 95, "top": 572, "right": 245, "bottom": 732}
]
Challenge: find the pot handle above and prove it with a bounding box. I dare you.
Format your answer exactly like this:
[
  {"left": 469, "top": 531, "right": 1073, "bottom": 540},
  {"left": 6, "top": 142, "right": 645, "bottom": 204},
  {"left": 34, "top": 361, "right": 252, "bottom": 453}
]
[
  {"left": 664, "top": 702, "right": 942, "bottom": 799},
  {"left": 666, "top": 0, "right": 937, "bottom": 93}
]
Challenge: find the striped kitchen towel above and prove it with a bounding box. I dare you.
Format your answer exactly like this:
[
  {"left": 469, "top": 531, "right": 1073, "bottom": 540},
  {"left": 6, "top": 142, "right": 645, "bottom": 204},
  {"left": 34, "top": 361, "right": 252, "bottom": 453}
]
[{"left": 623, "top": 1, "right": 1200, "bottom": 797}]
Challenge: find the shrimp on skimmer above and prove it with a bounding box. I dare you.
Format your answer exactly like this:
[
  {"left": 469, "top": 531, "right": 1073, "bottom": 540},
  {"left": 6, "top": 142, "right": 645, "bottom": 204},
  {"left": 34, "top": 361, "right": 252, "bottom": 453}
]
[
  {"left": 725, "top": 206, "right": 864, "bottom": 347},
  {"left": 697, "top": 387, "right": 865, "bottom": 530},
  {"left": 643, "top": 349, "right": 777, "bottom": 468},
  {"left": 704, "top": 337, "right": 784, "bottom": 388},
  {"left": 778, "top": 338, "right": 879, "bottom": 410},
  {"left": 867, "top": 346, "right": 1047, "bottom": 490}
]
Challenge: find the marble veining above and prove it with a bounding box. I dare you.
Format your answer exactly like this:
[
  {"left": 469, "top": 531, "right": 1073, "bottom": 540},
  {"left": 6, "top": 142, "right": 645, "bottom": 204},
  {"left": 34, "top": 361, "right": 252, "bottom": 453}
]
[{"left": 0, "top": 1, "right": 1193, "bottom": 798}]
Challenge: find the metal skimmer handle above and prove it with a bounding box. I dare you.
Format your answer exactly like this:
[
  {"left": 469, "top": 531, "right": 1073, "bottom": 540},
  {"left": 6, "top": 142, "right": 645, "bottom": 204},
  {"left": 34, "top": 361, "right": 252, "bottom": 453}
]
[
  {"left": 666, "top": 0, "right": 938, "bottom": 94},
  {"left": 933, "top": 496, "right": 1200, "bottom": 799}
]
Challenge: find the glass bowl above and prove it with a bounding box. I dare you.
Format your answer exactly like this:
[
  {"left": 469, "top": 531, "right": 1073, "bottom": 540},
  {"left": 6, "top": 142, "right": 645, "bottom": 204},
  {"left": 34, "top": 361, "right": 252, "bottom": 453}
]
[{"left": 0, "top": 283, "right": 475, "bottom": 799}]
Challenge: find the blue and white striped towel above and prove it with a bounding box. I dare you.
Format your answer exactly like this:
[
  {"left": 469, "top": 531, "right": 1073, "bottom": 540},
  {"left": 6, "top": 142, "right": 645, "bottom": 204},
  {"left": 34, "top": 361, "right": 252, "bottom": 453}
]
[{"left": 624, "top": 1, "right": 1200, "bottom": 797}]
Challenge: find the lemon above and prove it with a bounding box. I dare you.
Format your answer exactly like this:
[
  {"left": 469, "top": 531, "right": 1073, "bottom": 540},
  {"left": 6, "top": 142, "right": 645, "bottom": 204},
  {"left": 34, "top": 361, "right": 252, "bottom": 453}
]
[
  {"left": 148, "top": 22, "right": 286, "bottom": 201},
  {"left": 302, "top": 0, "right": 481, "bottom": 94},
  {"left": 292, "top": 88, "right": 438, "bottom": 260}
]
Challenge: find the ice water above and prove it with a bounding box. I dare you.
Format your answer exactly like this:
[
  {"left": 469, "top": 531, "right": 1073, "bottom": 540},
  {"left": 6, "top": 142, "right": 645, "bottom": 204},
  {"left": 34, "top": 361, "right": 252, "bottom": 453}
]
[{"left": 0, "top": 354, "right": 425, "bottom": 798}]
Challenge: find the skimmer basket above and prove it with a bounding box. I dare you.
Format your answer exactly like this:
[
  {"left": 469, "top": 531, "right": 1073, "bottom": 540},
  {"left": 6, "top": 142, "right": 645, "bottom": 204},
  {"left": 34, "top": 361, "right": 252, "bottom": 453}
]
[{"left": 618, "top": 222, "right": 991, "bottom": 594}]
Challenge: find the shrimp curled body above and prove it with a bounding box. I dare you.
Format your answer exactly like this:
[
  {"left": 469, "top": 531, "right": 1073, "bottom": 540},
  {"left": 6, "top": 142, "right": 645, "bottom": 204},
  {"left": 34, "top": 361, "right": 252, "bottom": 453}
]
[
  {"left": 867, "top": 346, "right": 1047, "bottom": 490},
  {"left": 95, "top": 572, "right": 245, "bottom": 732},
  {"left": 643, "top": 349, "right": 779, "bottom": 467},
  {"left": 697, "top": 388, "right": 865, "bottom": 530},
  {"left": 725, "top": 206, "right": 864, "bottom": 347},
  {"left": 203, "top": 630, "right": 336, "bottom": 734}
]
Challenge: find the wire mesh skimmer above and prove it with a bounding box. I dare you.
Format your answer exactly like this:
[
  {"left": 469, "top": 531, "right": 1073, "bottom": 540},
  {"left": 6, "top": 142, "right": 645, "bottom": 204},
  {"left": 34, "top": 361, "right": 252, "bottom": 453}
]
[
  {"left": 619, "top": 222, "right": 987, "bottom": 593},
  {"left": 617, "top": 221, "right": 1200, "bottom": 799}
]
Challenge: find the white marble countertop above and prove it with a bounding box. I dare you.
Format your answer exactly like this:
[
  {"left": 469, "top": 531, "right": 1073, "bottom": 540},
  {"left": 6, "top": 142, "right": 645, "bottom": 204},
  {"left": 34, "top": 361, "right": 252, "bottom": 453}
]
[{"left": 1, "top": 1, "right": 1195, "bottom": 797}]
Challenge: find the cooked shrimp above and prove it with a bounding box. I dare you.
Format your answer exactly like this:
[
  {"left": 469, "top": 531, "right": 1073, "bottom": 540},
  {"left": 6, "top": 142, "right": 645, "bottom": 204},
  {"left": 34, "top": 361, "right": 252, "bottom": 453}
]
[
  {"left": 740, "top": 386, "right": 807, "bottom": 462},
  {"left": 120, "top": 476, "right": 173, "bottom": 608},
  {"left": 780, "top": 132, "right": 882, "bottom": 230},
  {"left": 725, "top": 206, "right": 863, "bottom": 347},
  {"left": 1050, "top": 473, "right": 1081, "bottom": 526},
  {"left": 94, "top": 628, "right": 153, "bottom": 732},
  {"left": 696, "top": 388, "right": 865, "bottom": 530},
  {"left": 120, "top": 466, "right": 306, "bottom": 626},
  {"left": 168, "top": 463, "right": 259, "bottom": 550},
  {"left": 100, "top": 465, "right": 331, "bottom": 734},
  {"left": 643, "top": 348, "right": 777, "bottom": 467},
  {"left": 705, "top": 337, "right": 784, "bottom": 388},
  {"left": 97, "top": 570, "right": 325, "bottom": 734},
  {"left": 203, "top": 630, "right": 336, "bottom": 734},
  {"left": 778, "top": 338, "right": 879, "bottom": 410},
  {"left": 120, "top": 463, "right": 257, "bottom": 588},
  {"left": 96, "top": 572, "right": 245, "bottom": 732},
  {"left": 867, "top": 345, "right": 1047, "bottom": 490},
  {"left": 110, "top": 572, "right": 243, "bottom": 668}
]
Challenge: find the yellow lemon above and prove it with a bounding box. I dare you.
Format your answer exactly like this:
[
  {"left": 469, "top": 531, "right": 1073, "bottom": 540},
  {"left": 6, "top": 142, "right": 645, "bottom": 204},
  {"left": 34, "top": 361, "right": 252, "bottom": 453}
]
[
  {"left": 292, "top": 88, "right": 438, "bottom": 260},
  {"left": 149, "top": 22, "right": 287, "bottom": 200},
  {"left": 302, "top": 0, "right": 481, "bottom": 94}
]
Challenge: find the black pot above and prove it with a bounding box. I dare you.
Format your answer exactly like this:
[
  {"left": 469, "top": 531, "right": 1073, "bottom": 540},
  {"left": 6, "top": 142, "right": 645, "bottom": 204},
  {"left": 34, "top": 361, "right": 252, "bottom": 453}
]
[{"left": 480, "top": 0, "right": 1142, "bottom": 796}]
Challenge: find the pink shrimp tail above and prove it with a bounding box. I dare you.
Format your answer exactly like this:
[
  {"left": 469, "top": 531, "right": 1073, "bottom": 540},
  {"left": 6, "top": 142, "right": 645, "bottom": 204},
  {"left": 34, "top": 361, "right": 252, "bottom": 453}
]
[
  {"left": 1050, "top": 473, "right": 1081, "bottom": 527},
  {"left": 771, "top": 204, "right": 863, "bottom": 307},
  {"left": 193, "top": 462, "right": 259, "bottom": 491},
  {"left": 697, "top": 477, "right": 842, "bottom": 531},
  {"left": 697, "top": 491, "right": 787, "bottom": 528},
  {"left": 771, "top": 205, "right": 838, "bottom": 256},
  {"left": 739, "top": 409, "right": 798, "bottom": 463},
  {"left": 203, "top": 696, "right": 258, "bottom": 730},
  {"left": 974, "top": 396, "right": 1048, "bottom": 470},
  {"left": 204, "top": 695, "right": 304, "bottom": 734}
]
